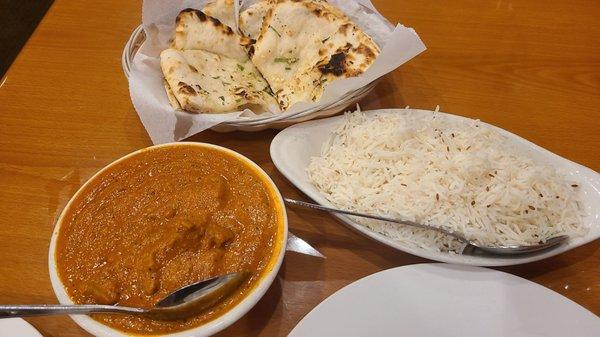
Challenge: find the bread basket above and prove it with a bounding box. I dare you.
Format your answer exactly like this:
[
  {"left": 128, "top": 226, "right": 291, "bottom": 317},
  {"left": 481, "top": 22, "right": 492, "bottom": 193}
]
[{"left": 121, "top": 25, "right": 378, "bottom": 132}]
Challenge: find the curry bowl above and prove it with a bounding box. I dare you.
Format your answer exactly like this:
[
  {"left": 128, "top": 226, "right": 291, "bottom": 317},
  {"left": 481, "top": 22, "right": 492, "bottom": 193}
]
[{"left": 48, "top": 142, "right": 288, "bottom": 337}]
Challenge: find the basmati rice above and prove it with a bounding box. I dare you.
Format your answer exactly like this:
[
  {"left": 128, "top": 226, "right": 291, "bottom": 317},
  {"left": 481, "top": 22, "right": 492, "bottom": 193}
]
[{"left": 307, "top": 110, "right": 586, "bottom": 252}]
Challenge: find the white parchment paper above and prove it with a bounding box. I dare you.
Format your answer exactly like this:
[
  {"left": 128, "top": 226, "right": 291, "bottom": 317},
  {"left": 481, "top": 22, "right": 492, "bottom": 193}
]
[{"left": 128, "top": 0, "right": 426, "bottom": 144}]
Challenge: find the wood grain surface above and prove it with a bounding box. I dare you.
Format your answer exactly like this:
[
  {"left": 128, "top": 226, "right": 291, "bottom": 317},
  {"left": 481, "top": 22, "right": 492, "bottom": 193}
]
[{"left": 0, "top": 0, "right": 598, "bottom": 336}]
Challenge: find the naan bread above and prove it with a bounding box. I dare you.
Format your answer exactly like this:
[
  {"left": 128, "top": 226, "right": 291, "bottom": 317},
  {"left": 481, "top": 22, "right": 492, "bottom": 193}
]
[
  {"left": 239, "top": 0, "right": 274, "bottom": 39},
  {"left": 313, "top": 0, "right": 347, "bottom": 19},
  {"left": 248, "top": 0, "right": 379, "bottom": 110},
  {"left": 160, "top": 48, "right": 279, "bottom": 114},
  {"left": 174, "top": 8, "right": 249, "bottom": 62},
  {"left": 163, "top": 80, "right": 182, "bottom": 110},
  {"left": 239, "top": 0, "right": 346, "bottom": 39},
  {"left": 203, "top": 0, "right": 236, "bottom": 30}
]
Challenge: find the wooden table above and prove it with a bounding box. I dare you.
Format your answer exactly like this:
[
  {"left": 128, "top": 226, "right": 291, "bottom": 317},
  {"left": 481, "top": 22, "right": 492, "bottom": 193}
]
[{"left": 0, "top": 0, "right": 598, "bottom": 335}]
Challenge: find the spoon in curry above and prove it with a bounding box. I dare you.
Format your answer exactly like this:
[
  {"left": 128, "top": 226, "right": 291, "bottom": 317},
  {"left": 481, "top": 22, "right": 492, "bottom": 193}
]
[
  {"left": 0, "top": 271, "right": 249, "bottom": 320},
  {"left": 284, "top": 198, "right": 568, "bottom": 255}
]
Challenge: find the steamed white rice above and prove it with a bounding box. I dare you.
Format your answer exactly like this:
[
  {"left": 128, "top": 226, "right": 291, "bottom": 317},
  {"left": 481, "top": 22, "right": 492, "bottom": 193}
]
[{"left": 307, "top": 110, "right": 586, "bottom": 252}]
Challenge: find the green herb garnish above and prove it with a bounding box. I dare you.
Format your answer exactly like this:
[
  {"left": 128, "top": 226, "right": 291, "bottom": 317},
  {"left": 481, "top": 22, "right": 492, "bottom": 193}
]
[
  {"left": 212, "top": 76, "right": 220, "bottom": 79},
  {"left": 322, "top": 37, "right": 330, "bottom": 43},
  {"left": 269, "top": 25, "right": 281, "bottom": 37},
  {"left": 237, "top": 64, "right": 244, "bottom": 71},
  {"left": 219, "top": 96, "right": 225, "bottom": 104},
  {"left": 274, "top": 56, "right": 298, "bottom": 64}
]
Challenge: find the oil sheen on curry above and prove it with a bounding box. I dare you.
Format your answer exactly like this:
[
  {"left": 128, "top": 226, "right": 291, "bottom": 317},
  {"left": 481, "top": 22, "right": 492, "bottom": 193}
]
[{"left": 55, "top": 145, "right": 283, "bottom": 334}]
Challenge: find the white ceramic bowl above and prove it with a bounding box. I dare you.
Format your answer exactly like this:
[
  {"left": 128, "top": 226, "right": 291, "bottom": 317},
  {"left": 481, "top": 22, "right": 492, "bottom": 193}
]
[{"left": 48, "top": 142, "right": 288, "bottom": 337}]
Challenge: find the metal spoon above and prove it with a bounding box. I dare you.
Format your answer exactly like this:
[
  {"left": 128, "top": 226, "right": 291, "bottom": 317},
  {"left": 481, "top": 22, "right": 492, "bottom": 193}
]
[
  {"left": 0, "top": 271, "right": 249, "bottom": 320},
  {"left": 284, "top": 198, "right": 568, "bottom": 255}
]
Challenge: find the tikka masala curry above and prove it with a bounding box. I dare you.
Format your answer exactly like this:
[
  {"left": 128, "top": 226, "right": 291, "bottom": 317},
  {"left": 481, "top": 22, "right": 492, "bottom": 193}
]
[{"left": 54, "top": 144, "right": 283, "bottom": 334}]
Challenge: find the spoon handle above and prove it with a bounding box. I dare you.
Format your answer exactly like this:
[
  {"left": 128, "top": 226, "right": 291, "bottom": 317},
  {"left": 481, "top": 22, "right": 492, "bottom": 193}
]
[
  {"left": 0, "top": 304, "right": 143, "bottom": 318},
  {"left": 283, "top": 198, "right": 470, "bottom": 244}
]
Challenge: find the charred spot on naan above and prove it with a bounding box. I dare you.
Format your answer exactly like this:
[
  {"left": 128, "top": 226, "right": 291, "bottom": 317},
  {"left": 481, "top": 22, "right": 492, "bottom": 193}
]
[
  {"left": 318, "top": 52, "right": 346, "bottom": 76},
  {"left": 178, "top": 82, "right": 198, "bottom": 96},
  {"left": 176, "top": 8, "right": 234, "bottom": 36},
  {"left": 338, "top": 22, "right": 352, "bottom": 35},
  {"left": 247, "top": 44, "right": 256, "bottom": 58},
  {"left": 203, "top": 0, "right": 236, "bottom": 29},
  {"left": 166, "top": 64, "right": 178, "bottom": 75},
  {"left": 176, "top": 8, "right": 205, "bottom": 24},
  {"left": 312, "top": 7, "right": 323, "bottom": 17},
  {"left": 291, "top": 0, "right": 338, "bottom": 20},
  {"left": 352, "top": 43, "right": 377, "bottom": 61},
  {"left": 234, "top": 88, "right": 248, "bottom": 98},
  {"left": 240, "top": 37, "right": 256, "bottom": 57},
  {"left": 317, "top": 42, "right": 372, "bottom": 78},
  {"left": 208, "top": 16, "right": 235, "bottom": 35}
]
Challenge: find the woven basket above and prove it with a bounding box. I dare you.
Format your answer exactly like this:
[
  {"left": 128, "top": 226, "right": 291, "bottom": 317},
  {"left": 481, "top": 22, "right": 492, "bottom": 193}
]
[{"left": 121, "top": 25, "right": 378, "bottom": 132}]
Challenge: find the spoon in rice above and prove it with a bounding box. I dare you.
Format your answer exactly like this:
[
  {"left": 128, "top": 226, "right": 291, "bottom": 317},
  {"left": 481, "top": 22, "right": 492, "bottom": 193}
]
[
  {"left": 0, "top": 272, "right": 248, "bottom": 320},
  {"left": 284, "top": 198, "right": 568, "bottom": 255}
]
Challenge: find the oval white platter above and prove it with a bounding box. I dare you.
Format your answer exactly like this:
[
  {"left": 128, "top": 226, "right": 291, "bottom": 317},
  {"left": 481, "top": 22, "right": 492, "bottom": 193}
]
[
  {"left": 270, "top": 108, "right": 600, "bottom": 266},
  {"left": 288, "top": 264, "right": 600, "bottom": 337}
]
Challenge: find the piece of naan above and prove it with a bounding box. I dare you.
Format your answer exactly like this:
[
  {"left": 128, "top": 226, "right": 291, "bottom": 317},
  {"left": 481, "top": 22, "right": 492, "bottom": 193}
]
[
  {"left": 203, "top": 0, "right": 236, "bottom": 30},
  {"left": 248, "top": 0, "right": 379, "bottom": 110},
  {"left": 163, "top": 80, "right": 182, "bottom": 110},
  {"left": 239, "top": 0, "right": 346, "bottom": 40},
  {"left": 174, "top": 8, "right": 249, "bottom": 62},
  {"left": 239, "top": 0, "right": 274, "bottom": 39},
  {"left": 160, "top": 48, "right": 279, "bottom": 113}
]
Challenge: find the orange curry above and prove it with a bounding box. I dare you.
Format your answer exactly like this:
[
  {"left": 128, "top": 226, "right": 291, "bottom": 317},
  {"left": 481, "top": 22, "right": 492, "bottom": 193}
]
[{"left": 55, "top": 145, "right": 283, "bottom": 335}]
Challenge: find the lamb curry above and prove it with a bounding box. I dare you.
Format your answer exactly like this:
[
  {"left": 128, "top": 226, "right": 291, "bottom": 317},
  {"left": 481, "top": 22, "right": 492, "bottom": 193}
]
[{"left": 54, "top": 144, "right": 283, "bottom": 334}]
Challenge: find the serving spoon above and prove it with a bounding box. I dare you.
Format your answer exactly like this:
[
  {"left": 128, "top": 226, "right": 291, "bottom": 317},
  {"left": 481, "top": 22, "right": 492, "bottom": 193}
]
[
  {"left": 284, "top": 198, "right": 568, "bottom": 255},
  {"left": 0, "top": 271, "right": 248, "bottom": 320}
]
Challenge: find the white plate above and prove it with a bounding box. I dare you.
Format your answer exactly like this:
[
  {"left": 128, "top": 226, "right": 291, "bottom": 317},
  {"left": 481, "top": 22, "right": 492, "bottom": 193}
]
[
  {"left": 270, "top": 108, "right": 600, "bottom": 266},
  {"left": 0, "top": 318, "right": 43, "bottom": 337},
  {"left": 288, "top": 264, "right": 600, "bottom": 337}
]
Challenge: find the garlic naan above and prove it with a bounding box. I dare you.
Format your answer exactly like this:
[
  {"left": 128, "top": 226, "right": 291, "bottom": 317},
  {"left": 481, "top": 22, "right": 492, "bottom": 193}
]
[
  {"left": 248, "top": 0, "right": 379, "bottom": 110},
  {"left": 239, "top": 0, "right": 345, "bottom": 40},
  {"left": 161, "top": 48, "right": 278, "bottom": 114},
  {"left": 203, "top": 0, "right": 236, "bottom": 30},
  {"left": 174, "top": 8, "right": 249, "bottom": 62},
  {"left": 163, "top": 80, "right": 182, "bottom": 110},
  {"left": 239, "top": 0, "right": 274, "bottom": 39}
]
